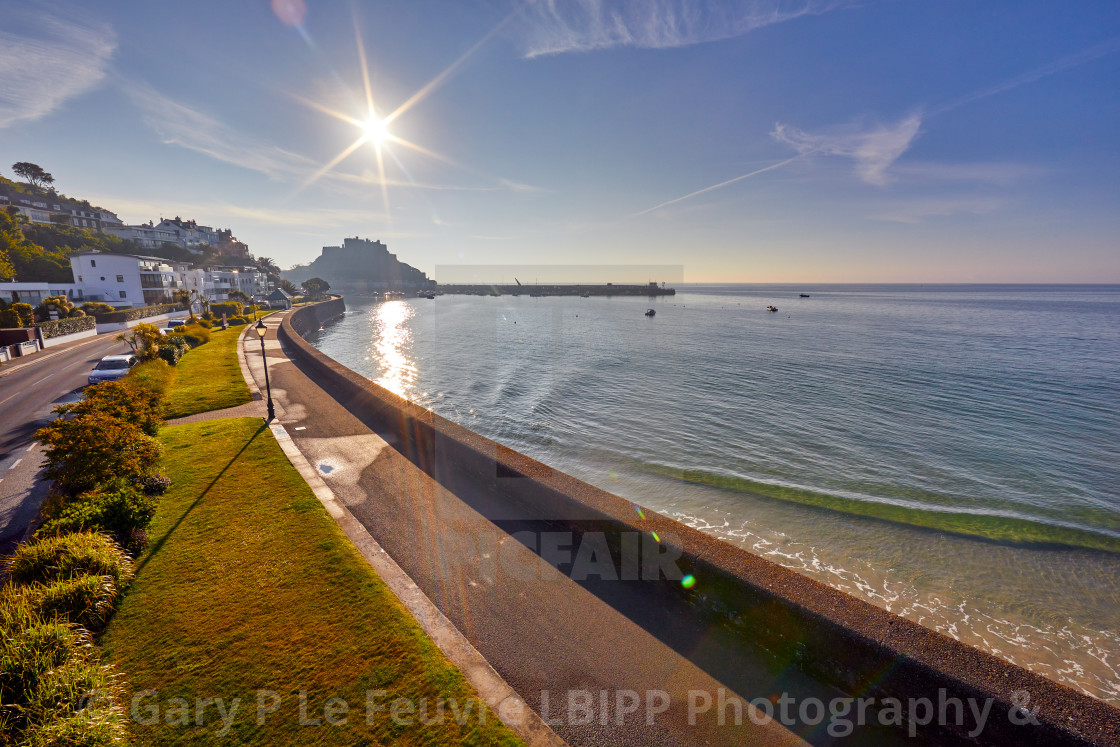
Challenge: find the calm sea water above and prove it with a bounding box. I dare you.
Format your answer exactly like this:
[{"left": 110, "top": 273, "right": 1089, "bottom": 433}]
[{"left": 307, "top": 284, "right": 1120, "bottom": 703}]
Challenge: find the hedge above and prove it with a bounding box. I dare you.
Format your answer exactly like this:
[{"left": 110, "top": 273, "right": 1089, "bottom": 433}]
[
  {"left": 93, "top": 303, "right": 185, "bottom": 324},
  {"left": 36, "top": 315, "right": 96, "bottom": 339}
]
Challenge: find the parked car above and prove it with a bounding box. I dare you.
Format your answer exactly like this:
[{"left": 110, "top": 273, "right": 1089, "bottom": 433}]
[
  {"left": 88, "top": 354, "right": 138, "bottom": 385},
  {"left": 166, "top": 319, "right": 188, "bottom": 329},
  {"left": 159, "top": 328, "right": 174, "bottom": 335}
]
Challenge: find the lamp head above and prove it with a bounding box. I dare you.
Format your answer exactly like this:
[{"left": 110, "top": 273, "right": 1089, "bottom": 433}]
[{"left": 255, "top": 319, "right": 267, "bottom": 339}]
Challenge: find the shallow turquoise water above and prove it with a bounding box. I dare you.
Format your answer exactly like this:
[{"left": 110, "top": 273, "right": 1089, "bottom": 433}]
[{"left": 309, "top": 284, "right": 1120, "bottom": 702}]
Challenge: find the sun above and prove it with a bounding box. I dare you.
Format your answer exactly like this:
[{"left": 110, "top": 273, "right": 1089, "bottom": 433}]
[{"left": 362, "top": 116, "right": 389, "bottom": 146}]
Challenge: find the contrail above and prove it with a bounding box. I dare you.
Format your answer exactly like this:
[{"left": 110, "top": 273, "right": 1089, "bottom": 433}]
[
  {"left": 930, "top": 35, "right": 1120, "bottom": 117},
  {"left": 632, "top": 155, "right": 803, "bottom": 217}
]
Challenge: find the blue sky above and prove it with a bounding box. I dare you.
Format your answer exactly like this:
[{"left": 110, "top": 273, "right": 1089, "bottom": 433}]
[{"left": 1, "top": 0, "right": 1118, "bottom": 282}]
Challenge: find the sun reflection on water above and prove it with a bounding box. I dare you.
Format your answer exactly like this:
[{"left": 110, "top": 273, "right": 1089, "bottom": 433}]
[{"left": 372, "top": 301, "right": 415, "bottom": 398}]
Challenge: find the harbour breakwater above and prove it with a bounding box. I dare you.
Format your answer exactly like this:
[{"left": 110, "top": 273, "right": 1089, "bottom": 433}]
[
  {"left": 282, "top": 297, "right": 1119, "bottom": 745},
  {"left": 434, "top": 283, "right": 675, "bottom": 296}
]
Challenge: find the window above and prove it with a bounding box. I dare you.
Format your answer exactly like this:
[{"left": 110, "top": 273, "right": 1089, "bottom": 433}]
[
  {"left": 120, "top": 291, "right": 127, "bottom": 299},
  {"left": 100, "top": 276, "right": 105, "bottom": 281},
  {"left": 91, "top": 260, "right": 96, "bottom": 267},
  {"left": 78, "top": 276, "right": 83, "bottom": 282},
  {"left": 116, "top": 275, "right": 124, "bottom": 283}
]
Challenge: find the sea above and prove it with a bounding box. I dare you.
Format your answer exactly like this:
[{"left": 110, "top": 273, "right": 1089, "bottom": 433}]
[{"left": 305, "top": 284, "right": 1120, "bottom": 704}]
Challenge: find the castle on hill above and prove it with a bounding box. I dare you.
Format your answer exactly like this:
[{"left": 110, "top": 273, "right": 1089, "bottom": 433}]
[{"left": 284, "top": 237, "right": 432, "bottom": 291}]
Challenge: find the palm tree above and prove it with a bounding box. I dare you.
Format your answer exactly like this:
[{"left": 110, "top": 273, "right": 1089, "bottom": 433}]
[{"left": 173, "top": 288, "right": 203, "bottom": 322}]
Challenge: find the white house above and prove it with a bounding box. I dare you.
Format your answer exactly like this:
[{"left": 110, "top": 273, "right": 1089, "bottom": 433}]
[
  {"left": 183, "top": 266, "right": 271, "bottom": 302},
  {"left": 69, "top": 252, "right": 187, "bottom": 308},
  {"left": 0, "top": 282, "right": 82, "bottom": 306}
]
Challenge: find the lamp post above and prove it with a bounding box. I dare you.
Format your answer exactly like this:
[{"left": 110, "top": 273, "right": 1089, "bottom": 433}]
[{"left": 254, "top": 319, "right": 275, "bottom": 421}]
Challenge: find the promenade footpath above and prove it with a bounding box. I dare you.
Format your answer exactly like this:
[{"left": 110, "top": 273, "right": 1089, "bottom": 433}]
[{"left": 240, "top": 311, "right": 816, "bottom": 747}]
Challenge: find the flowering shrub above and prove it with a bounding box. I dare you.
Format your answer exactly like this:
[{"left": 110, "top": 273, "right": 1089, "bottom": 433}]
[{"left": 133, "top": 473, "right": 171, "bottom": 495}]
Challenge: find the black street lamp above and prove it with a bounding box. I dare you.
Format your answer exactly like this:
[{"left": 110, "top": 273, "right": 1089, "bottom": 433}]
[{"left": 254, "top": 319, "right": 275, "bottom": 421}]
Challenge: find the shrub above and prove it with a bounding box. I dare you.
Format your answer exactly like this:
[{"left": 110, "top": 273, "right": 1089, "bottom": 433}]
[
  {"left": 209, "top": 301, "right": 243, "bottom": 318},
  {"left": 78, "top": 302, "right": 114, "bottom": 316},
  {"left": 125, "top": 359, "right": 175, "bottom": 398},
  {"left": 36, "top": 481, "right": 157, "bottom": 542},
  {"left": 133, "top": 473, "right": 171, "bottom": 496},
  {"left": 35, "top": 413, "right": 162, "bottom": 495},
  {"left": 157, "top": 334, "right": 189, "bottom": 365},
  {"left": 6, "top": 533, "right": 134, "bottom": 589},
  {"left": 174, "top": 323, "right": 210, "bottom": 347},
  {"left": 0, "top": 591, "right": 125, "bottom": 743},
  {"left": 123, "top": 529, "right": 148, "bottom": 555},
  {"left": 34, "top": 295, "right": 75, "bottom": 323},
  {"left": 195, "top": 318, "right": 213, "bottom": 329},
  {"left": 54, "top": 380, "right": 164, "bottom": 436},
  {"left": 93, "top": 303, "right": 184, "bottom": 324},
  {"left": 0, "top": 302, "right": 34, "bottom": 327},
  {"left": 25, "top": 575, "right": 122, "bottom": 633}
]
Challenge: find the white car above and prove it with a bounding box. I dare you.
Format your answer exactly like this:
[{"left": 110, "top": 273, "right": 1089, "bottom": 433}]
[{"left": 88, "top": 354, "right": 138, "bottom": 385}]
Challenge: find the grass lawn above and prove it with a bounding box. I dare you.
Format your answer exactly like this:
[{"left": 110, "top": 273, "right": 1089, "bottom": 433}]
[
  {"left": 163, "top": 326, "right": 252, "bottom": 419},
  {"left": 100, "top": 418, "right": 521, "bottom": 746}
]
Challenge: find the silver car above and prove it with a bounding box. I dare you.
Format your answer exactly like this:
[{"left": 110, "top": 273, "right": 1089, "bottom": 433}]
[{"left": 88, "top": 354, "right": 138, "bottom": 384}]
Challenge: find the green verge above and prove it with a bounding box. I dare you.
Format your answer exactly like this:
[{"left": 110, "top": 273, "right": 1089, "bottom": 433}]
[
  {"left": 653, "top": 466, "right": 1120, "bottom": 553},
  {"left": 100, "top": 418, "right": 521, "bottom": 746},
  {"left": 163, "top": 326, "right": 252, "bottom": 419}
]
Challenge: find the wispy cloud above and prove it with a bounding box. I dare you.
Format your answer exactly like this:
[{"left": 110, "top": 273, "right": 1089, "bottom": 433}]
[
  {"left": 871, "top": 196, "right": 1004, "bottom": 224},
  {"left": 0, "top": 6, "right": 116, "bottom": 128},
  {"left": 890, "top": 161, "right": 1043, "bottom": 185},
  {"left": 516, "top": 0, "right": 850, "bottom": 57},
  {"left": 123, "top": 83, "right": 540, "bottom": 195},
  {"left": 771, "top": 114, "right": 922, "bottom": 186},
  {"left": 94, "top": 195, "right": 384, "bottom": 229},
  {"left": 123, "top": 82, "right": 316, "bottom": 181}
]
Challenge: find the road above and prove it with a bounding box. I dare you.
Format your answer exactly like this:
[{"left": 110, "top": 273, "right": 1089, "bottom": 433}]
[{"left": 0, "top": 334, "right": 131, "bottom": 553}]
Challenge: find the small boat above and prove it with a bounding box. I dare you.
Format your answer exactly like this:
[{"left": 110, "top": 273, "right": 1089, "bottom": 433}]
[
  {"left": 766, "top": 305, "right": 778, "bottom": 312},
  {"left": 644, "top": 309, "right": 656, "bottom": 317},
  {"left": 799, "top": 293, "right": 810, "bottom": 298},
  {"left": 425, "top": 294, "right": 436, "bottom": 299},
  {"left": 581, "top": 292, "right": 591, "bottom": 298}
]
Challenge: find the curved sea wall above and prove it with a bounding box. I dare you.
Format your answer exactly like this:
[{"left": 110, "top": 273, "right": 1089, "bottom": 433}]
[{"left": 281, "top": 298, "right": 1118, "bottom": 746}]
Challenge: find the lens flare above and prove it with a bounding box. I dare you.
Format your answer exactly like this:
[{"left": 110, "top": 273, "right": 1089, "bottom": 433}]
[{"left": 681, "top": 575, "right": 696, "bottom": 589}]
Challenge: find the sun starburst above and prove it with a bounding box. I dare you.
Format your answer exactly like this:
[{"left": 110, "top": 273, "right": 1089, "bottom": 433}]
[{"left": 291, "top": 8, "right": 524, "bottom": 224}]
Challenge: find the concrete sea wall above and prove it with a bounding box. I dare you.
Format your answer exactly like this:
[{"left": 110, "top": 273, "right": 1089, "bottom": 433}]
[{"left": 281, "top": 297, "right": 1119, "bottom": 746}]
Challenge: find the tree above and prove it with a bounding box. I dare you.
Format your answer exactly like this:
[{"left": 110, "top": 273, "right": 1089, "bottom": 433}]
[
  {"left": 227, "top": 289, "right": 251, "bottom": 303},
  {"left": 303, "top": 277, "right": 330, "bottom": 295},
  {"left": 0, "top": 243, "right": 12, "bottom": 280},
  {"left": 116, "top": 323, "right": 163, "bottom": 361},
  {"left": 11, "top": 162, "right": 54, "bottom": 190},
  {"left": 255, "top": 256, "right": 280, "bottom": 275},
  {"left": 172, "top": 288, "right": 200, "bottom": 321}
]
